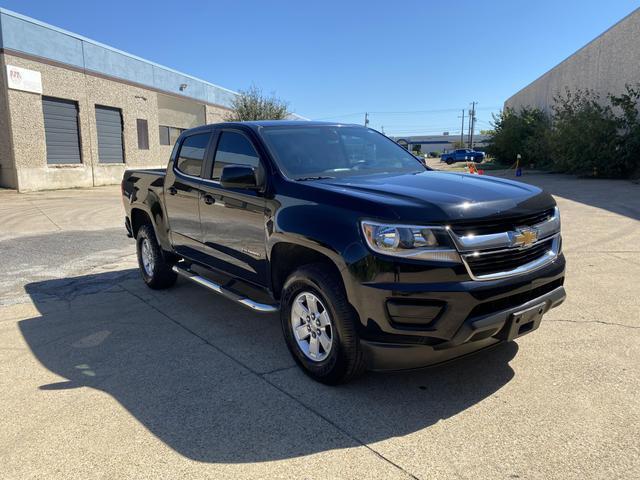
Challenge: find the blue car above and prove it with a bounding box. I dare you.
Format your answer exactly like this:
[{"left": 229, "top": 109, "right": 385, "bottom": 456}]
[{"left": 441, "top": 149, "right": 485, "bottom": 165}]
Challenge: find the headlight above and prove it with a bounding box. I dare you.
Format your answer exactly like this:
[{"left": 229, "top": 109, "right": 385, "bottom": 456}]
[{"left": 361, "top": 221, "right": 461, "bottom": 262}]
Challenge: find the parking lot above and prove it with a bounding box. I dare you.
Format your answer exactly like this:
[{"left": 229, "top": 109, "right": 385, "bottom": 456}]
[{"left": 1, "top": 172, "right": 639, "bottom": 479}]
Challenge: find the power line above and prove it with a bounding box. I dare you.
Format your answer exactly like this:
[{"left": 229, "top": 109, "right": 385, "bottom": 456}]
[{"left": 312, "top": 105, "right": 501, "bottom": 120}]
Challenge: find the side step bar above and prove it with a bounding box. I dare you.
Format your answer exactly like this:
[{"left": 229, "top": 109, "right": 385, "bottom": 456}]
[{"left": 172, "top": 265, "right": 279, "bottom": 313}]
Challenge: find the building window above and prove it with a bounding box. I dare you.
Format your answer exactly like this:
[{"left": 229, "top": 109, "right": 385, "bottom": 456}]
[
  {"left": 137, "top": 119, "right": 149, "bottom": 150},
  {"left": 159, "top": 125, "right": 185, "bottom": 146},
  {"left": 175, "top": 132, "right": 211, "bottom": 177}
]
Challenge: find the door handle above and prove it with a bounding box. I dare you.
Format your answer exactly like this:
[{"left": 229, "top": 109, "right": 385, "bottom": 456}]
[
  {"left": 167, "top": 186, "right": 178, "bottom": 196},
  {"left": 202, "top": 194, "right": 216, "bottom": 205}
]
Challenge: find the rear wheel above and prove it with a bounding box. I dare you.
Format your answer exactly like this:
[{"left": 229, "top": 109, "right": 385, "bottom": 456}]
[
  {"left": 446, "top": 158, "right": 454, "bottom": 165},
  {"left": 280, "top": 264, "right": 366, "bottom": 385},
  {"left": 136, "top": 224, "right": 177, "bottom": 289}
]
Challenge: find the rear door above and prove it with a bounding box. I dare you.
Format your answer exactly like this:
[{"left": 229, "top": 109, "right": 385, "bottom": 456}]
[
  {"left": 198, "top": 128, "right": 268, "bottom": 286},
  {"left": 164, "top": 131, "right": 213, "bottom": 257}
]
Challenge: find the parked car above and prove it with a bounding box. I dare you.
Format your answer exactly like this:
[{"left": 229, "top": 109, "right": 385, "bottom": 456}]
[
  {"left": 122, "top": 121, "right": 565, "bottom": 384},
  {"left": 441, "top": 148, "right": 485, "bottom": 164}
]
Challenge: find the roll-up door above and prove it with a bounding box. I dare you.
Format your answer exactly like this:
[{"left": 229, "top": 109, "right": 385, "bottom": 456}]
[
  {"left": 95, "top": 105, "right": 124, "bottom": 163},
  {"left": 42, "top": 97, "right": 82, "bottom": 164}
]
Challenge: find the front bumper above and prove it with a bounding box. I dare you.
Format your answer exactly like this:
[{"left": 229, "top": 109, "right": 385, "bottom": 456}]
[
  {"left": 345, "top": 252, "right": 566, "bottom": 370},
  {"left": 361, "top": 285, "right": 565, "bottom": 371}
]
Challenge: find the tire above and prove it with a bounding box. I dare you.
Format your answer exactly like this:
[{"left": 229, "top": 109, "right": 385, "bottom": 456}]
[
  {"left": 446, "top": 158, "right": 454, "bottom": 165},
  {"left": 136, "top": 224, "right": 177, "bottom": 290},
  {"left": 280, "top": 263, "right": 366, "bottom": 385}
]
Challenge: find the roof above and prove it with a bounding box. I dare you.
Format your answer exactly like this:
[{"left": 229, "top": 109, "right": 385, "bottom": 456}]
[
  {"left": 0, "top": 8, "right": 236, "bottom": 107},
  {"left": 239, "top": 120, "right": 359, "bottom": 128}
]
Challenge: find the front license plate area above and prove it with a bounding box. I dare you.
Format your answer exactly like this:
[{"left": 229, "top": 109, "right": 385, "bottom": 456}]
[{"left": 500, "top": 302, "right": 546, "bottom": 341}]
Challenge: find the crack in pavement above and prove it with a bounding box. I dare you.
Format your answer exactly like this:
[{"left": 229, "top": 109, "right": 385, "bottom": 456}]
[
  {"left": 24, "top": 198, "right": 63, "bottom": 231},
  {"left": 547, "top": 318, "right": 639, "bottom": 330},
  {"left": 121, "top": 283, "right": 420, "bottom": 480}
]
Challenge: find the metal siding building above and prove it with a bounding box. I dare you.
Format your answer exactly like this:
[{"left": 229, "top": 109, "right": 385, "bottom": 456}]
[
  {"left": 0, "top": 9, "right": 302, "bottom": 192},
  {"left": 391, "top": 134, "right": 490, "bottom": 154},
  {"left": 505, "top": 8, "right": 640, "bottom": 113}
]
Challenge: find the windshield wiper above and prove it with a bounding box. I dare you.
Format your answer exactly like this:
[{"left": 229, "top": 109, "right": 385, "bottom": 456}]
[{"left": 293, "top": 176, "right": 335, "bottom": 181}]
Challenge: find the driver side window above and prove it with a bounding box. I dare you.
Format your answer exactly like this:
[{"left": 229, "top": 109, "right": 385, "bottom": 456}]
[{"left": 212, "top": 131, "right": 260, "bottom": 180}]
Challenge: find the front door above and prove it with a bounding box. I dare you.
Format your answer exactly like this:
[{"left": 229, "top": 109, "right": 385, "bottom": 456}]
[
  {"left": 198, "top": 129, "right": 268, "bottom": 286},
  {"left": 163, "top": 131, "right": 212, "bottom": 258}
]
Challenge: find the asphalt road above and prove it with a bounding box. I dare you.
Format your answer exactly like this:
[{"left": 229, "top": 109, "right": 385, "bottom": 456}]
[{"left": 0, "top": 174, "right": 638, "bottom": 479}]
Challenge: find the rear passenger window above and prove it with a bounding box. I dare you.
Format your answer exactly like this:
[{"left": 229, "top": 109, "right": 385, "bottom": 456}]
[
  {"left": 175, "top": 133, "right": 210, "bottom": 177},
  {"left": 212, "top": 131, "right": 260, "bottom": 180}
]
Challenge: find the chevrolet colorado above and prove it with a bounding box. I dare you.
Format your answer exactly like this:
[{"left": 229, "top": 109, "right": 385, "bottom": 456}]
[{"left": 122, "top": 121, "right": 566, "bottom": 384}]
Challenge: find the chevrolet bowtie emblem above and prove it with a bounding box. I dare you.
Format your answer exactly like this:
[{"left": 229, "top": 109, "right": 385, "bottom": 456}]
[{"left": 513, "top": 228, "right": 538, "bottom": 247}]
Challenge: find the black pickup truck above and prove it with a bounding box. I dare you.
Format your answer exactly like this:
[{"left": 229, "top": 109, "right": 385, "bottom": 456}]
[{"left": 122, "top": 121, "right": 566, "bottom": 384}]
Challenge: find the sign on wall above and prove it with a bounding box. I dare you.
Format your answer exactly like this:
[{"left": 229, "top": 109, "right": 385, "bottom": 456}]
[{"left": 6, "top": 65, "right": 43, "bottom": 94}]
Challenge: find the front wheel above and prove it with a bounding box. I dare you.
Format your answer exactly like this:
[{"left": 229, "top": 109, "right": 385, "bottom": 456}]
[
  {"left": 136, "top": 224, "right": 177, "bottom": 290},
  {"left": 280, "top": 264, "right": 366, "bottom": 385}
]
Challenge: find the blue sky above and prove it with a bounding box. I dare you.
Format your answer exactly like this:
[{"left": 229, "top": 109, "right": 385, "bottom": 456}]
[{"left": 3, "top": 0, "right": 638, "bottom": 136}]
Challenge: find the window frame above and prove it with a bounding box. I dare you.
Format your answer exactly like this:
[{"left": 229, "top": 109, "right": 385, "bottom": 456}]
[
  {"left": 206, "top": 128, "right": 264, "bottom": 185},
  {"left": 172, "top": 130, "right": 215, "bottom": 179},
  {"left": 159, "top": 125, "right": 186, "bottom": 146},
  {"left": 136, "top": 119, "right": 149, "bottom": 150}
]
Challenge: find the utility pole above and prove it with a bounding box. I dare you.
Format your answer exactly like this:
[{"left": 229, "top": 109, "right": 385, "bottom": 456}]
[
  {"left": 381, "top": 125, "right": 385, "bottom": 134},
  {"left": 468, "top": 102, "right": 477, "bottom": 148},
  {"left": 364, "top": 112, "right": 369, "bottom": 128},
  {"left": 458, "top": 109, "right": 465, "bottom": 146}
]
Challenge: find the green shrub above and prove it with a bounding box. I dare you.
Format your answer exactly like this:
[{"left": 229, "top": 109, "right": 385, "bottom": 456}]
[
  {"left": 486, "top": 107, "right": 551, "bottom": 167},
  {"left": 609, "top": 85, "right": 640, "bottom": 178},
  {"left": 550, "top": 89, "right": 618, "bottom": 176},
  {"left": 486, "top": 85, "right": 640, "bottom": 178}
]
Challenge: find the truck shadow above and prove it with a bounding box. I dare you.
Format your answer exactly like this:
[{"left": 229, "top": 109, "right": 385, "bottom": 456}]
[{"left": 21, "top": 270, "right": 517, "bottom": 463}]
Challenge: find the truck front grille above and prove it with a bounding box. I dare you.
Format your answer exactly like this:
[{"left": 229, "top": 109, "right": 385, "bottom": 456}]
[
  {"left": 464, "top": 238, "right": 555, "bottom": 277},
  {"left": 450, "top": 208, "right": 555, "bottom": 236}
]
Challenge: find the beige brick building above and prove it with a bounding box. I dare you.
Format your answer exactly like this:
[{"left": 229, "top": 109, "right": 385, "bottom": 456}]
[
  {"left": 0, "top": 8, "right": 236, "bottom": 191},
  {"left": 505, "top": 8, "right": 640, "bottom": 113}
]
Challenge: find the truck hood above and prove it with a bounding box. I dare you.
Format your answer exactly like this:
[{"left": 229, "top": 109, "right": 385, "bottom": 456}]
[{"left": 311, "top": 171, "right": 555, "bottom": 222}]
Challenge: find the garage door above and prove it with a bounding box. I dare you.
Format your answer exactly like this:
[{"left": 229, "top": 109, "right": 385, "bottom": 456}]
[
  {"left": 42, "top": 97, "right": 82, "bottom": 164},
  {"left": 95, "top": 106, "right": 124, "bottom": 163}
]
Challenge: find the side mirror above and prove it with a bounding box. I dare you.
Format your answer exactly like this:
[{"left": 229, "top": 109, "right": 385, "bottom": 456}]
[{"left": 220, "top": 164, "right": 260, "bottom": 190}]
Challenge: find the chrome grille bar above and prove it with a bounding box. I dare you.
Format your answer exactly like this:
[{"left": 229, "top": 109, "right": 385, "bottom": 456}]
[{"left": 448, "top": 207, "right": 562, "bottom": 281}]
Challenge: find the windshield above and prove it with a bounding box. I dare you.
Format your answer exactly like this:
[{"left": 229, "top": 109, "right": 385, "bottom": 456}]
[{"left": 260, "top": 126, "right": 425, "bottom": 180}]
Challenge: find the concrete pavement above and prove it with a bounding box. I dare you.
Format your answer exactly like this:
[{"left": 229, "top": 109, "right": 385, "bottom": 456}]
[{"left": 0, "top": 174, "right": 638, "bottom": 479}]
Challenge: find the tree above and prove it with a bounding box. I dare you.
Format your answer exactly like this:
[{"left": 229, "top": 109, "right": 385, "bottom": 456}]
[
  {"left": 485, "top": 107, "right": 551, "bottom": 166},
  {"left": 224, "top": 85, "right": 289, "bottom": 121}
]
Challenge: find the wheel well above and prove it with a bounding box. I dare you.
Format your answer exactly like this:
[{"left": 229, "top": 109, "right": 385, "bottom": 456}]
[
  {"left": 270, "top": 243, "right": 343, "bottom": 299},
  {"left": 130, "top": 208, "right": 152, "bottom": 238}
]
